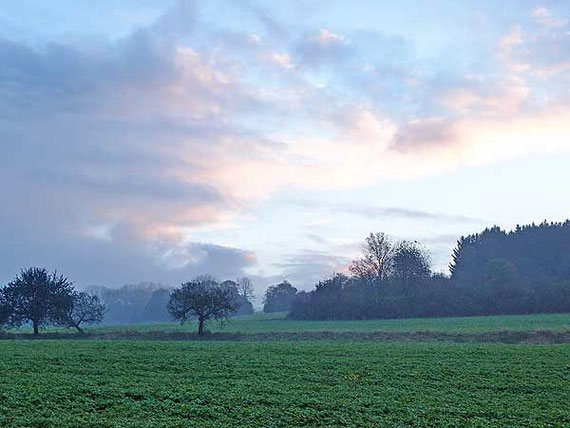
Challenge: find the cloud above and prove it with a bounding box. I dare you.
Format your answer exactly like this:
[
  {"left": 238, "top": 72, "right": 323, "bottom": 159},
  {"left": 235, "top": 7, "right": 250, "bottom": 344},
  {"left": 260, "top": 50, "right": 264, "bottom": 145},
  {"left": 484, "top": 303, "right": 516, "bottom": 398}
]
[
  {"left": 532, "top": 7, "right": 567, "bottom": 28},
  {"left": 272, "top": 250, "right": 351, "bottom": 289},
  {"left": 2, "top": 2, "right": 570, "bottom": 287},
  {"left": 294, "top": 199, "right": 483, "bottom": 224},
  {"left": 0, "top": 4, "right": 265, "bottom": 285},
  {"left": 295, "top": 29, "right": 351, "bottom": 67}
]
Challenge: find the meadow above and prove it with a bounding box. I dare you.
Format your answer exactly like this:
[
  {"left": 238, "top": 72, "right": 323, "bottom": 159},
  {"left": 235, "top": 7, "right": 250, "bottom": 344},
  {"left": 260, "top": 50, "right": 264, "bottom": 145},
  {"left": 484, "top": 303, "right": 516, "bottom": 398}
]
[
  {"left": 0, "top": 340, "right": 569, "bottom": 427},
  {"left": 93, "top": 311, "right": 570, "bottom": 334},
  {"left": 1, "top": 313, "right": 570, "bottom": 427}
]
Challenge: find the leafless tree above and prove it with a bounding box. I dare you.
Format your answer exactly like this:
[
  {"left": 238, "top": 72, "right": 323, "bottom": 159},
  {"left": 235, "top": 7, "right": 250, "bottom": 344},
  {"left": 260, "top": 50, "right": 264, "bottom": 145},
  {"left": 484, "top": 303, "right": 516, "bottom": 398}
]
[
  {"left": 349, "top": 232, "right": 395, "bottom": 280},
  {"left": 62, "top": 291, "right": 106, "bottom": 333},
  {"left": 236, "top": 277, "right": 254, "bottom": 300}
]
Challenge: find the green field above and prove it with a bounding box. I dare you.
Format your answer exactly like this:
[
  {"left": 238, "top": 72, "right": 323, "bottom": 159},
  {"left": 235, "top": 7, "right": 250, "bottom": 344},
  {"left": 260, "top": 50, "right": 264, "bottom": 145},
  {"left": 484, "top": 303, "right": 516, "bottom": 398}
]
[
  {"left": 2, "top": 313, "right": 570, "bottom": 427},
  {"left": 1, "top": 340, "right": 569, "bottom": 427},
  {"left": 6, "top": 312, "right": 570, "bottom": 337},
  {"left": 93, "top": 312, "right": 570, "bottom": 334}
]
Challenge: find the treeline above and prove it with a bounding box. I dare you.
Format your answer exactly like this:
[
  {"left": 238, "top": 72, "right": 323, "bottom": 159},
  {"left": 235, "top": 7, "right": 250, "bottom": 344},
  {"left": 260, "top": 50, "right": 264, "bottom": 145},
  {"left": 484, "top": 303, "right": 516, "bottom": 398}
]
[
  {"left": 0, "top": 272, "right": 256, "bottom": 334},
  {"left": 289, "top": 221, "right": 570, "bottom": 320},
  {"left": 89, "top": 279, "right": 254, "bottom": 324}
]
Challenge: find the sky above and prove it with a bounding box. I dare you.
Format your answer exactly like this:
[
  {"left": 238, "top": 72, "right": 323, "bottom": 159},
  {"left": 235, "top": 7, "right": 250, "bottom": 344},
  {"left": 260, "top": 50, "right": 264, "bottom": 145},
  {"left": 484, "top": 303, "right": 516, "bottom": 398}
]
[{"left": 1, "top": 1, "right": 570, "bottom": 299}]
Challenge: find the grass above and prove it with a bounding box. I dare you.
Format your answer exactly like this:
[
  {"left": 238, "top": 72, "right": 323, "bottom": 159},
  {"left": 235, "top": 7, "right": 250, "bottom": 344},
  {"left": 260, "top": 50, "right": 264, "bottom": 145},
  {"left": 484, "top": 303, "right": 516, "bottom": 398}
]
[
  {"left": 0, "top": 340, "right": 569, "bottom": 427},
  {"left": 83, "top": 311, "right": 570, "bottom": 335},
  {"left": 2, "top": 313, "right": 569, "bottom": 426}
]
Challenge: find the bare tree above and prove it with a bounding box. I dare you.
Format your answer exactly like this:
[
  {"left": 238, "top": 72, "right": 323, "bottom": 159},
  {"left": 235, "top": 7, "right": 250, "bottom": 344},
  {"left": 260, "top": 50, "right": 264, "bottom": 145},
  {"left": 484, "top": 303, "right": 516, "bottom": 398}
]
[
  {"left": 349, "top": 232, "right": 395, "bottom": 280},
  {"left": 236, "top": 277, "right": 254, "bottom": 301},
  {"left": 62, "top": 292, "right": 106, "bottom": 333},
  {"left": 167, "top": 275, "right": 240, "bottom": 335}
]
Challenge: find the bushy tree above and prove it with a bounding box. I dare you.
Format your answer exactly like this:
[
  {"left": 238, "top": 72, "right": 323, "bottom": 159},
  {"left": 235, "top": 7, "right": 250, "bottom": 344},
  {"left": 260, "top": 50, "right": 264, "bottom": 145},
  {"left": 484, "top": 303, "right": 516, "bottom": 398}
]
[
  {"left": 168, "top": 276, "right": 240, "bottom": 335},
  {"left": 60, "top": 292, "right": 106, "bottom": 333},
  {"left": 2, "top": 267, "right": 74, "bottom": 335},
  {"left": 263, "top": 281, "right": 297, "bottom": 313},
  {"left": 391, "top": 241, "right": 431, "bottom": 287}
]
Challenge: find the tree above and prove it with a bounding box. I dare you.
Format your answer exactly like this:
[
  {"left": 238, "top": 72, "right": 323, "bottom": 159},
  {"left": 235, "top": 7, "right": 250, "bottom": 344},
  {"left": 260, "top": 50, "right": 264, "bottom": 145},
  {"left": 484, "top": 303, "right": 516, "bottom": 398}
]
[
  {"left": 235, "top": 277, "right": 255, "bottom": 316},
  {"left": 220, "top": 280, "right": 254, "bottom": 316},
  {"left": 263, "top": 281, "right": 298, "bottom": 313},
  {"left": 391, "top": 241, "right": 431, "bottom": 287},
  {"left": 0, "top": 290, "right": 9, "bottom": 329},
  {"left": 60, "top": 292, "right": 106, "bottom": 333},
  {"left": 2, "top": 267, "right": 74, "bottom": 335},
  {"left": 236, "top": 277, "right": 254, "bottom": 301},
  {"left": 167, "top": 276, "right": 240, "bottom": 335},
  {"left": 349, "top": 232, "right": 394, "bottom": 280}
]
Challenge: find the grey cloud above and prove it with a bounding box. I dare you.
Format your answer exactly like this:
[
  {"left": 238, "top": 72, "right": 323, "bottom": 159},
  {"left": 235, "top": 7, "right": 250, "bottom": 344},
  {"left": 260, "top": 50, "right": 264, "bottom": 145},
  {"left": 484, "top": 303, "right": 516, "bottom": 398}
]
[
  {"left": 0, "top": 2, "right": 270, "bottom": 286},
  {"left": 272, "top": 250, "right": 350, "bottom": 290},
  {"left": 294, "top": 199, "right": 483, "bottom": 224}
]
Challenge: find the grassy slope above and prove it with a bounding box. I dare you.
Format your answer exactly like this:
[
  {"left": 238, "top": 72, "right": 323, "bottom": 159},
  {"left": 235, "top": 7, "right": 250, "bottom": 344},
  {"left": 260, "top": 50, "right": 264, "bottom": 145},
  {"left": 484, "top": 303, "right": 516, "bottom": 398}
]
[{"left": 1, "top": 340, "right": 568, "bottom": 427}]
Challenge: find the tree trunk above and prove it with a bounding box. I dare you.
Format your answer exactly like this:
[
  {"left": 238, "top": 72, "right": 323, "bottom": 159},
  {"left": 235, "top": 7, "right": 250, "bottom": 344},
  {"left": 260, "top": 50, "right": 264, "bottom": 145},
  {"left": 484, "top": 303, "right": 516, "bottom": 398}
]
[
  {"left": 75, "top": 325, "right": 85, "bottom": 334},
  {"left": 198, "top": 317, "right": 205, "bottom": 336},
  {"left": 33, "top": 321, "right": 39, "bottom": 335}
]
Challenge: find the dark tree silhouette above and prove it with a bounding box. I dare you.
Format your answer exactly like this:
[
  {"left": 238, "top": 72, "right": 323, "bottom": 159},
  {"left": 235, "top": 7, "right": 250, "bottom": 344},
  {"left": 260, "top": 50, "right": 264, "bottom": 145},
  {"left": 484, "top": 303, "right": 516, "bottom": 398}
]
[
  {"left": 1, "top": 267, "right": 74, "bottom": 335},
  {"left": 391, "top": 241, "right": 431, "bottom": 287},
  {"left": 168, "top": 276, "right": 239, "bottom": 335},
  {"left": 290, "top": 222, "right": 570, "bottom": 321},
  {"left": 263, "top": 281, "right": 297, "bottom": 313},
  {"left": 61, "top": 292, "right": 106, "bottom": 333},
  {"left": 0, "top": 290, "right": 9, "bottom": 329},
  {"left": 349, "top": 232, "right": 394, "bottom": 280}
]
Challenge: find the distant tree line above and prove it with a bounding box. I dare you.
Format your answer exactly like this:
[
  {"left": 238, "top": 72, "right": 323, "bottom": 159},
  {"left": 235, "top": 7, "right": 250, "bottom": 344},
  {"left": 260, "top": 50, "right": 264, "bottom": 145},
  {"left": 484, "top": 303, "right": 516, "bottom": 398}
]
[
  {"left": 289, "top": 221, "right": 570, "bottom": 320},
  {"left": 3, "top": 221, "right": 569, "bottom": 332},
  {"left": 85, "top": 277, "right": 254, "bottom": 325},
  {"left": 0, "top": 270, "right": 256, "bottom": 335}
]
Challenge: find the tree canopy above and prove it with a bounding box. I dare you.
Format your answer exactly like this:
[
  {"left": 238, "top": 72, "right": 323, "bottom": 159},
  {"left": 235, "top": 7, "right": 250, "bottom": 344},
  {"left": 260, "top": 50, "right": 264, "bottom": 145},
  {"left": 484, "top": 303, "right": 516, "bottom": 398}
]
[
  {"left": 168, "top": 276, "right": 240, "bottom": 335},
  {"left": 263, "top": 281, "right": 298, "bottom": 313},
  {"left": 289, "top": 224, "right": 570, "bottom": 320},
  {"left": 1, "top": 267, "right": 75, "bottom": 334}
]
